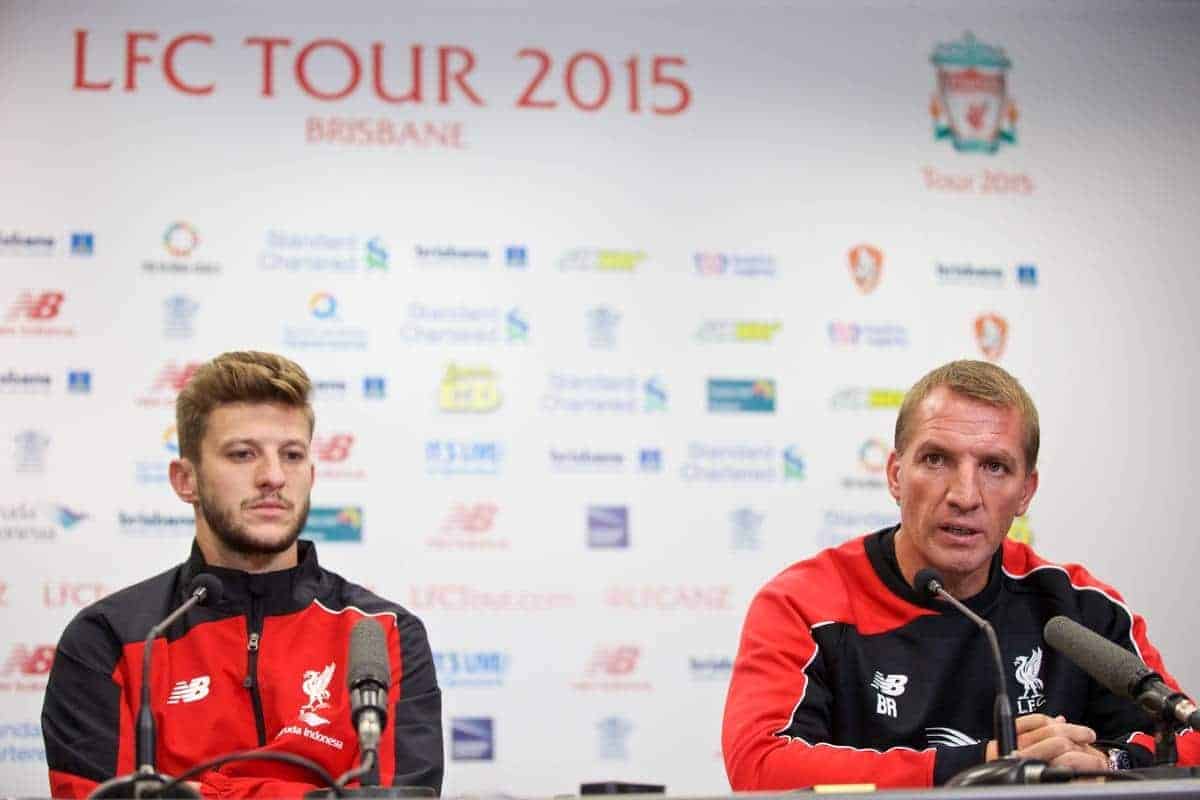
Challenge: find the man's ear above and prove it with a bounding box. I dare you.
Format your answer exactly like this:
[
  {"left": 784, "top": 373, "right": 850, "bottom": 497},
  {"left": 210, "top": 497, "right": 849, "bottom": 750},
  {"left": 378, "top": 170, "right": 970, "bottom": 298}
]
[
  {"left": 886, "top": 449, "right": 902, "bottom": 505},
  {"left": 1016, "top": 468, "right": 1039, "bottom": 515},
  {"left": 169, "top": 458, "right": 198, "bottom": 504}
]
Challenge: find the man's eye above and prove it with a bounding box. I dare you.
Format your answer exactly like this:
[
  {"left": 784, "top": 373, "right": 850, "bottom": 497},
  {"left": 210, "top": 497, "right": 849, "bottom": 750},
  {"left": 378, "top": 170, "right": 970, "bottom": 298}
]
[
  {"left": 285, "top": 450, "right": 307, "bottom": 462},
  {"left": 923, "top": 453, "right": 944, "bottom": 467},
  {"left": 985, "top": 461, "right": 1008, "bottom": 475},
  {"left": 229, "top": 450, "right": 253, "bottom": 461}
]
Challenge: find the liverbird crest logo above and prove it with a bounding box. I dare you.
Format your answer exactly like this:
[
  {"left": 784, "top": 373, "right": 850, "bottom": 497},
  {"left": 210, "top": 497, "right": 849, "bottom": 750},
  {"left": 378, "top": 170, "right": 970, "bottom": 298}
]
[
  {"left": 847, "top": 244, "right": 884, "bottom": 294},
  {"left": 299, "top": 663, "right": 336, "bottom": 727},
  {"left": 1014, "top": 646, "right": 1045, "bottom": 714}
]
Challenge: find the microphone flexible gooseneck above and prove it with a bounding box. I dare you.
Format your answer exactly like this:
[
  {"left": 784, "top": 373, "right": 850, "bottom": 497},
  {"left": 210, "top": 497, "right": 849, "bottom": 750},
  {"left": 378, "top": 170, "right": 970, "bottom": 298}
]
[
  {"left": 89, "top": 574, "right": 224, "bottom": 799},
  {"left": 914, "top": 567, "right": 1017, "bottom": 758},
  {"left": 913, "top": 568, "right": 1079, "bottom": 786}
]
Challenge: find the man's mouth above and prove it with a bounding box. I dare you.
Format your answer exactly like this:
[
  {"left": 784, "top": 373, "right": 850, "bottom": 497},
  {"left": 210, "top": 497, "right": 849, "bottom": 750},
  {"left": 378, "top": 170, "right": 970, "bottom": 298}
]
[
  {"left": 940, "top": 524, "right": 981, "bottom": 537},
  {"left": 247, "top": 499, "right": 291, "bottom": 511}
]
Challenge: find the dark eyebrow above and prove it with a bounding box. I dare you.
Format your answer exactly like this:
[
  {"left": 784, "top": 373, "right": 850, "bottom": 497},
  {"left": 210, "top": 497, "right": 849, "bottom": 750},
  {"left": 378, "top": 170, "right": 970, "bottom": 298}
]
[{"left": 219, "top": 437, "right": 308, "bottom": 450}]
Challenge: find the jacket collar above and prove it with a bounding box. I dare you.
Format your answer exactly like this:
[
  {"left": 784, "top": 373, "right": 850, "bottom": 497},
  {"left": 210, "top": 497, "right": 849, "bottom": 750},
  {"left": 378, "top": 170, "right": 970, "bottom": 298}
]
[
  {"left": 178, "top": 538, "right": 324, "bottom": 614},
  {"left": 866, "top": 525, "right": 1003, "bottom": 615}
]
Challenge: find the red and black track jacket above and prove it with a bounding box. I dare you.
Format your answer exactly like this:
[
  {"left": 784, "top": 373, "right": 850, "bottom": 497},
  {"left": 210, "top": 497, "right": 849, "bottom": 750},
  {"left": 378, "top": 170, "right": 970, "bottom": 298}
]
[
  {"left": 722, "top": 527, "right": 1198, "bottom": 789},
  {"left": 42, "top": 540, "right": 443, "bottom": 798}
]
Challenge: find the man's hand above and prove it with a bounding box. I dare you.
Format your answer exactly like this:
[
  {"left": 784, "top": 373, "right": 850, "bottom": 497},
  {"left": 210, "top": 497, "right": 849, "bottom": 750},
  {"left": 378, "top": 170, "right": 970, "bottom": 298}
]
[{"left": 985, "top": 714, "right": 1109, "bottom": 771}]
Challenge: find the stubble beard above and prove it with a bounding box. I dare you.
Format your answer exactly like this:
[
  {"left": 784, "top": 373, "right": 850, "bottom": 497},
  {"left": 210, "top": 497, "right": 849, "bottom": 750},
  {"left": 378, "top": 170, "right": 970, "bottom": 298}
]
[{"left": 196, "top": 480, "right": 311, "bottom": 557}]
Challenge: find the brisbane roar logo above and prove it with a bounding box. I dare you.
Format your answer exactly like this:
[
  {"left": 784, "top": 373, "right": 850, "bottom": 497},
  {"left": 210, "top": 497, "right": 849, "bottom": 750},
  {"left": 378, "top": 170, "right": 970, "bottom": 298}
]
[
  {"left": 847, "top": 245, "right": 884, "bottom": 294},
  {"left": 930, "top": 32, "right": 1017, "bottom": 153},
  {"left": 974, "top": 312, "right": 1008, "bottom": 361}
]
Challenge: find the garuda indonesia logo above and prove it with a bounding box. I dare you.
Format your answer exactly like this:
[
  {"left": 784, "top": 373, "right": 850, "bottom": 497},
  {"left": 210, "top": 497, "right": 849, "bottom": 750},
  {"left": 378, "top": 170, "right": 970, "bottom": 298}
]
[{"left": 930, "top": 32, "right": 1017, "bottom": 153}]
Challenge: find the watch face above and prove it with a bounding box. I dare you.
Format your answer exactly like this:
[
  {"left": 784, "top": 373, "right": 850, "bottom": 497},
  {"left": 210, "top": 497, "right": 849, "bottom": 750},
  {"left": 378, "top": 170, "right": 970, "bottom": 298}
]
[{"left": 1107, "top": 747, "right": 1132, "bottom": 771}]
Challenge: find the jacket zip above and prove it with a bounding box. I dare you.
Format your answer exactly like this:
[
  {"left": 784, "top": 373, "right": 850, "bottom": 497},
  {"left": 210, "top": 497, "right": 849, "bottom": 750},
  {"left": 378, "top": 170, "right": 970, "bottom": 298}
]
[{"left": 244, "top": 598, "right": 267, "bottom": 746}]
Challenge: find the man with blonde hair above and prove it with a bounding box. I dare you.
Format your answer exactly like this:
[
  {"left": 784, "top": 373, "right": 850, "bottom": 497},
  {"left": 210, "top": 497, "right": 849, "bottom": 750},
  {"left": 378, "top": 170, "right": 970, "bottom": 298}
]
[
  {"left": 723, "top": 359, "right": 1198, "bottom": 788},
  {"left": 42, "top": 351, "right": 442, "bottom": 798}
]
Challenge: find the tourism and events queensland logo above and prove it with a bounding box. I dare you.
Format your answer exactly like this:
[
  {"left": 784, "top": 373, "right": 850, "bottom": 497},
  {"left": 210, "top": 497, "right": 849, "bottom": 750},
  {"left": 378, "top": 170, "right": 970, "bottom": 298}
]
[
  {"left": 142, "top": 222, "right": 221, "bottom": 275},
  {"left": 974, "top": 312, "right": 1009, "bottom": 361},
  {"left": 930, "top": 32, "right": 1017, "bottom": 153},
  {"left": 302, "top": 507, "right": 363, "bottom": 542},
  {"left": 848, "top": 244, "right": 884, "bottom": 293},
  {"left": 707, "top": 379, "right": 776, "bottom": 413}
]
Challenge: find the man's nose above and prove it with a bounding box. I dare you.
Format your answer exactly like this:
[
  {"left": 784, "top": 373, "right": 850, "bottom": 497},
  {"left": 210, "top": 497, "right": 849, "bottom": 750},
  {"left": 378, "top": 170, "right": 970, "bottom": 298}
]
[
  {"left": 255, "top": 454, "right": 286, "bottom": 488},
  {"left": 946, "top": 463, "right": 982, "bottom": 511}
]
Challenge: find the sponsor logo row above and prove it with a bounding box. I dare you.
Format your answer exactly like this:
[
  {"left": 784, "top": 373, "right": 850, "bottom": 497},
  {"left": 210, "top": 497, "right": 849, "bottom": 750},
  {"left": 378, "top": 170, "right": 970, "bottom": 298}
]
[{"left": 3, "top": 291, "right": 1021, "bottom": 362}]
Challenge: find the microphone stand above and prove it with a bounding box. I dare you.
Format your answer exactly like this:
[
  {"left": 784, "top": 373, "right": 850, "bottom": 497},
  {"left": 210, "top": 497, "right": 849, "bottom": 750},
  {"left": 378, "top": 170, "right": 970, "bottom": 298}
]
[
  {"left": 90, "top": 583, "right": 216, "bottom": 799},
  {"left": 915, "top": 571, "right": 1057, "bottom": 786}
]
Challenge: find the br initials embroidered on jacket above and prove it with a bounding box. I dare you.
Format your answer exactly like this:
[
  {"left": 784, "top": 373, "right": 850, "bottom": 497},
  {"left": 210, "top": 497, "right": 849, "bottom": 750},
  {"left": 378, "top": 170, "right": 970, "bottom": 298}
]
[
  {"left": 870, "top": 671, "right": 908, "bottom": 718},
  {"left": 166, "top": 676, "right": 210, "bottom": 704}
]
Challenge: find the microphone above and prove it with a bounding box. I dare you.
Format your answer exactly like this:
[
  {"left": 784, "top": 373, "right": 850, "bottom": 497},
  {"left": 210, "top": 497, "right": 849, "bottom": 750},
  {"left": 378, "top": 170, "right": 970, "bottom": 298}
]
[
  {"left": 346, "top": 619, "right": 391, "bottom": 787},
  {"left": 1044, "top": 615, "right": 1200, "bottom": 731},
  {"left": 914, "top": 568, "right": 1018, "bottom": 760},
  {"left": 305, "top": 620, "right": 435, "bottom": 798},
  {"left": 90, "top": 574, "right": 224, "bottom": 799}
]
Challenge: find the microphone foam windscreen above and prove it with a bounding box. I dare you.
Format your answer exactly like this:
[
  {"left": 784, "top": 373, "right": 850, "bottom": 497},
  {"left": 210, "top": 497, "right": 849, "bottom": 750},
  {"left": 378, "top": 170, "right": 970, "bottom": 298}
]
[
  {"left": 912, "top": 567, "right": 944, "bottom": 601},
  {"left": 1043, "top": 615, "right": 1150, "bottom": 699},
  {"left": 187, "top": 574, "right": 224, "bottom": 606},
  {"left": 347, "top": 618, "right": 391, "bottom": 689}
]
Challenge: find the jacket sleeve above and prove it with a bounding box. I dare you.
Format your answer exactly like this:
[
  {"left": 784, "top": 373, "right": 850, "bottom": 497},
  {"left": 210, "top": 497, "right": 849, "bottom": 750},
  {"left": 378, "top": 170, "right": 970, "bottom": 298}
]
[
  {"left": 42, "top": 611, "right": 127, "bottom": 799},
  {"left": 386, "top": 613, "right": 444, "bottom": 793},
  {"left": 721, "top": 585, "right": 939, "bottom": 789}
]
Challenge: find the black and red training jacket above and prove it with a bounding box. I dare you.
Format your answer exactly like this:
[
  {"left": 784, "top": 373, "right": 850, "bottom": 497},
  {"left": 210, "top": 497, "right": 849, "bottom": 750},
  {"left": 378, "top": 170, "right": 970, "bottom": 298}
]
[{"left": 42, "top": 540, "right": 443, "bottom": 798}]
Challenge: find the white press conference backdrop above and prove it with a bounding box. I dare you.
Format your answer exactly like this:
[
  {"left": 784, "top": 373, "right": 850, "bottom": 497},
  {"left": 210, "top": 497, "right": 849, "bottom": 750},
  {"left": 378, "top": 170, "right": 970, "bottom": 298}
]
[{"left": 2, "top": 0, "right": 1200, "bottom": 795}]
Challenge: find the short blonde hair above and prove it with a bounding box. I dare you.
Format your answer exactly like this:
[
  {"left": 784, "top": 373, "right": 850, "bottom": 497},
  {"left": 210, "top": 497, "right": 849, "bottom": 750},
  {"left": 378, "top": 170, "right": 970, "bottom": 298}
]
[
  {"left": 894, "top": 360, "right": 1039, "bottom": 472},
  {"left": 175, "top": 351, "right": 314, "bottom": 462}
]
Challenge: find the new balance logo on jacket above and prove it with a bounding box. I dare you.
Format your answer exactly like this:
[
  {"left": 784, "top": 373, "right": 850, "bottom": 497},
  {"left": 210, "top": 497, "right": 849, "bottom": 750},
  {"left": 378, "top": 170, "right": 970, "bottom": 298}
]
[{"left": 166, "top": 676, "right": 210, "bottom": 704}]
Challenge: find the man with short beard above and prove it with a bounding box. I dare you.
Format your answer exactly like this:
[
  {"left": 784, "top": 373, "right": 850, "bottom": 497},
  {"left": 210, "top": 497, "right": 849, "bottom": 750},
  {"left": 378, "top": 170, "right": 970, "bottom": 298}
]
[{"left": 42, "top": 351, "right": 442, "bottom": 798}]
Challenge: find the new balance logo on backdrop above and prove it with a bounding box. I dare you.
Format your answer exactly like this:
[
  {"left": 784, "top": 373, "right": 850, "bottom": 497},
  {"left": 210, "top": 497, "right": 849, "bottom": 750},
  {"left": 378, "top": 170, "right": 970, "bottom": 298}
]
[
  {"left": 167, "top": 676, "right": 210, "bottom": 704},
  {"left": 5, "top": 291, "right": 64, "bottom": 321},
  {"left": 572, "top": 645, "right": 652, "bottom": 692}
]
